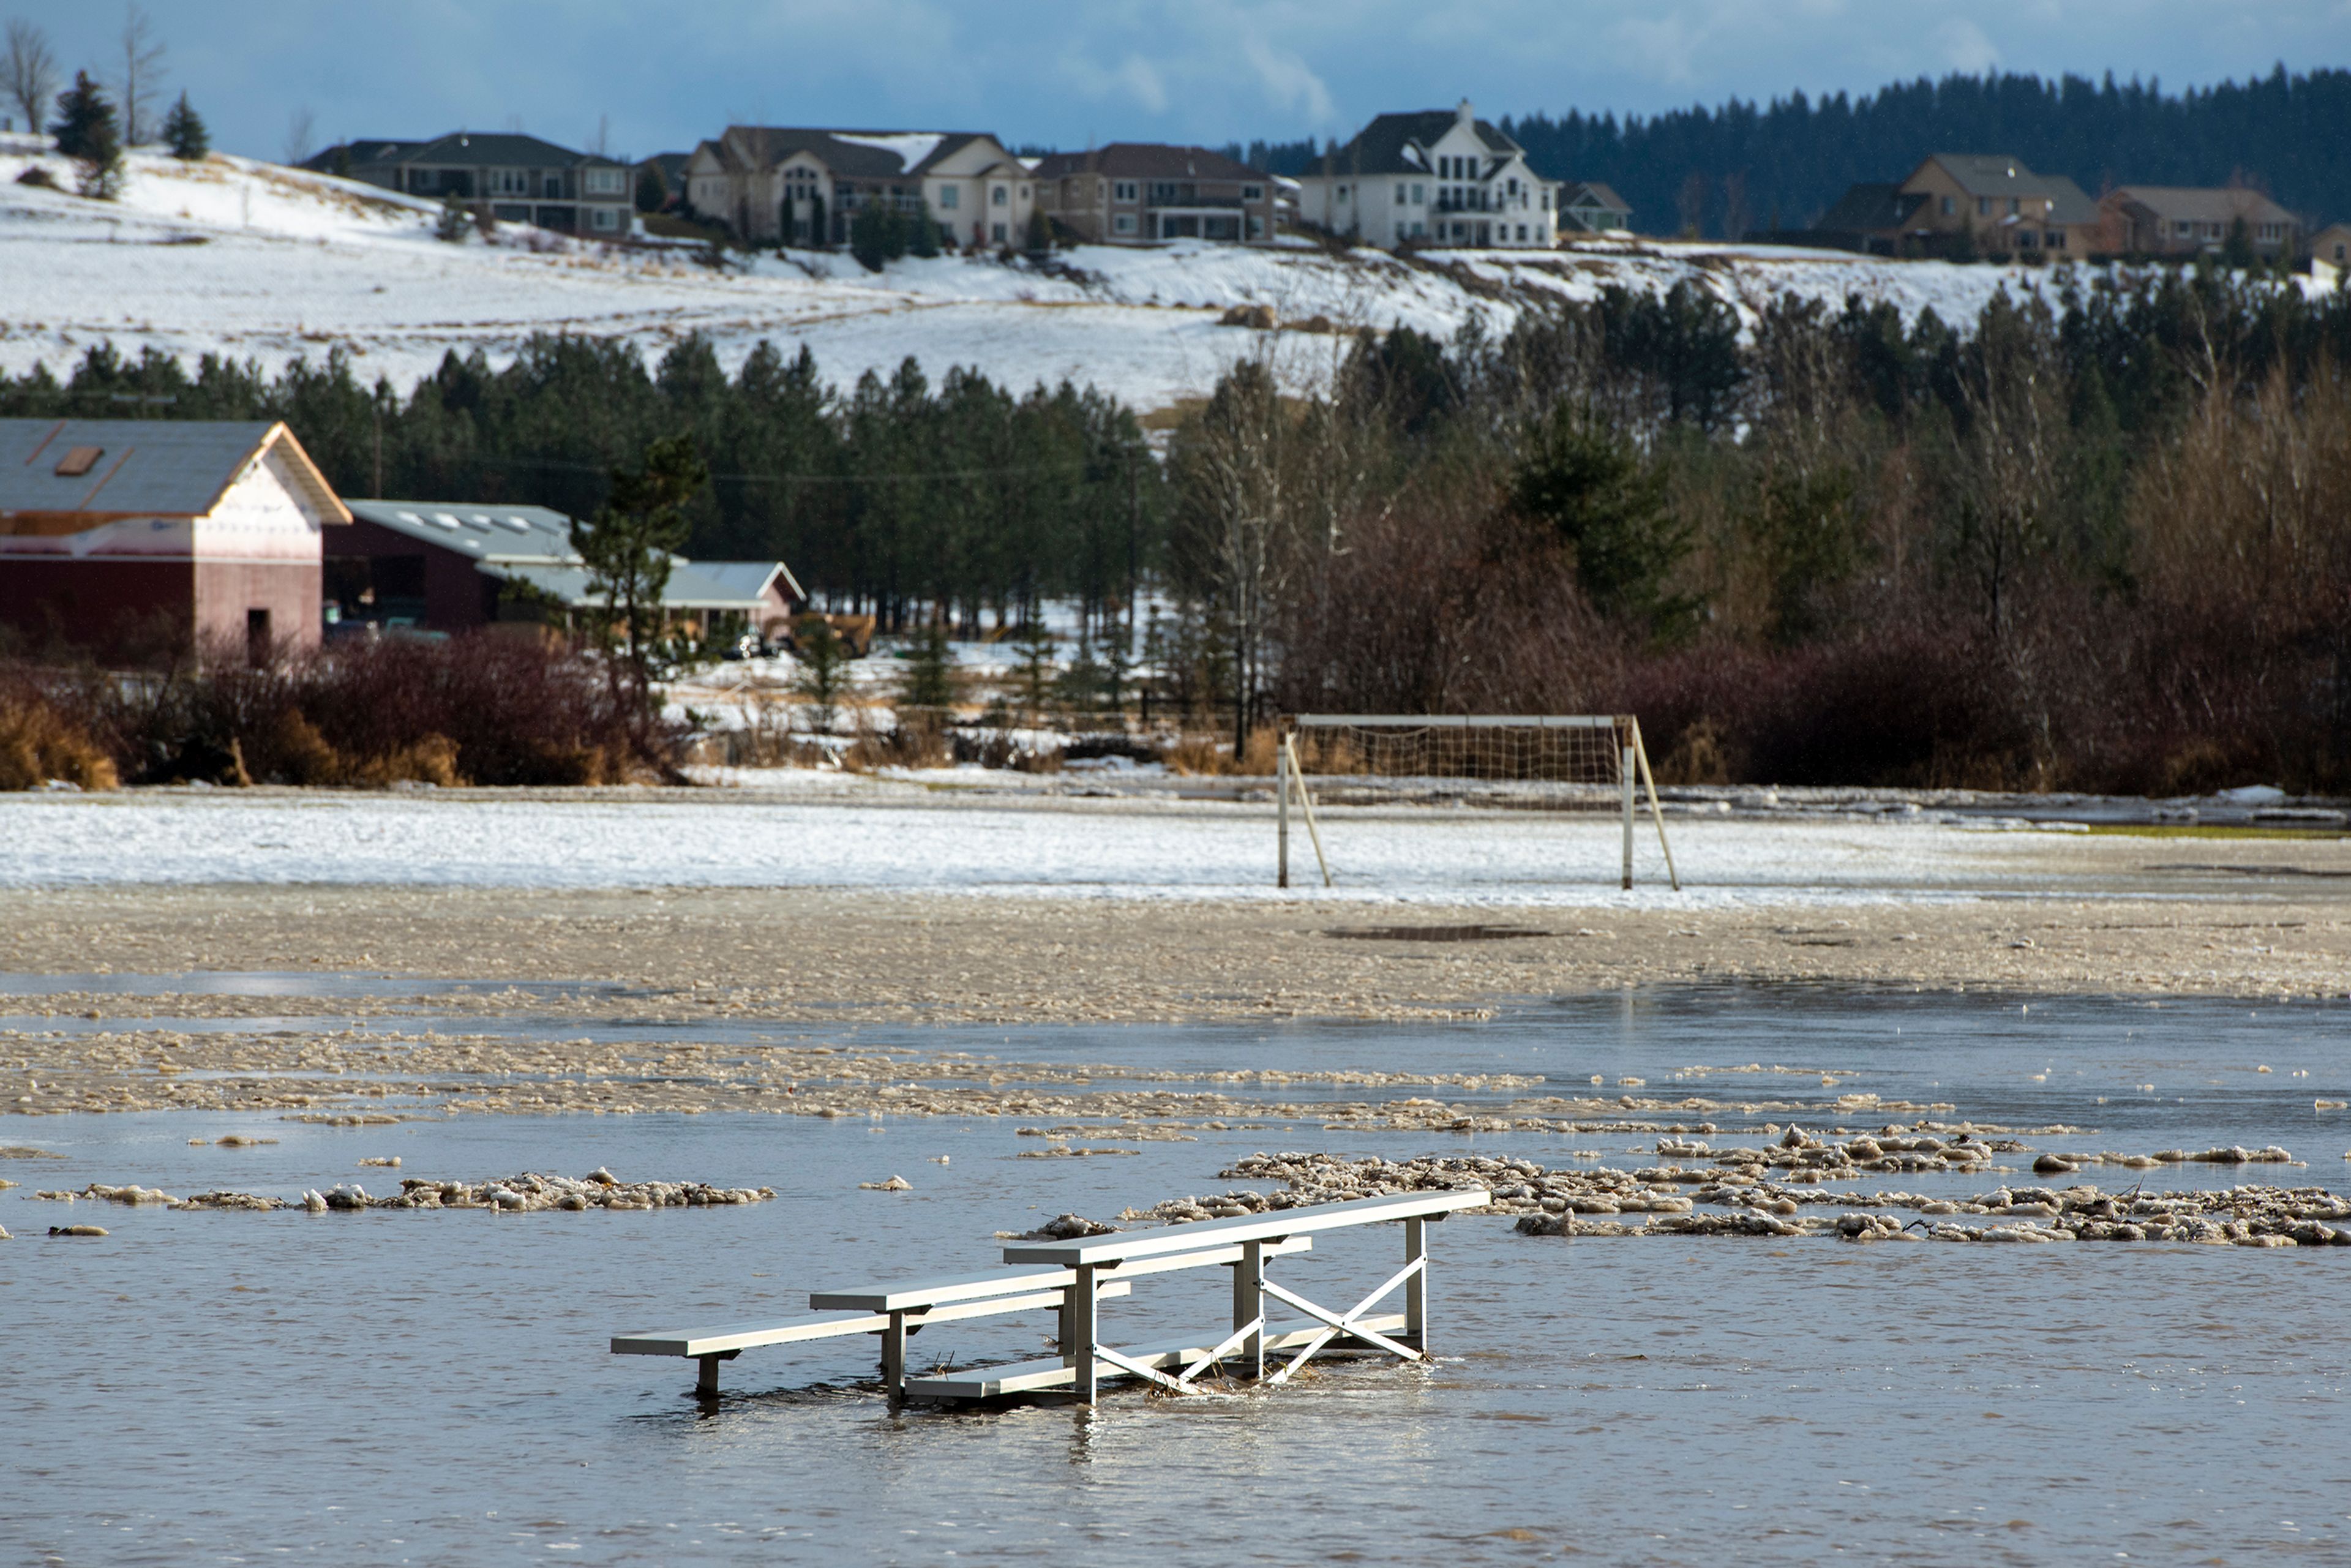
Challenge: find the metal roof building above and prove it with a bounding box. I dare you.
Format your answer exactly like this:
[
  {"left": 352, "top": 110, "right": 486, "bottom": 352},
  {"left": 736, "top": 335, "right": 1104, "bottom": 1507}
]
[{"left": 332, "top": 500, "right": 801, "bottom": 636}]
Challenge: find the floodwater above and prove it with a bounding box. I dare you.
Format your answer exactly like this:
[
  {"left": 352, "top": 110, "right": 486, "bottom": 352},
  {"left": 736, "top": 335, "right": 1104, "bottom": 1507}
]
[{"left": 7, "top": 988, "right": 2351, "bottom": 1566}]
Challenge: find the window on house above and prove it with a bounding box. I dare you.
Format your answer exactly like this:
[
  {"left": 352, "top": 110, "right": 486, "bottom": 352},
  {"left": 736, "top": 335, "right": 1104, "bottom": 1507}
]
[
  {"left": 2019, "top": 229, "right": 2038, "bottom": 247},
  {"left": 1112, "top": 212, "right": 1136, "bottom": 234},
  {"left": 2007, "top": 198, "right": 2019, "bottom": 216},
  {"left": 992, "top": 185, "right": 1007, "bottom": 206},
  {"left": 1941, "top": 196, "right": 1954, "bottom": 215},
  {"left": 1242, "top": 184, "right": 1262, "bottom": 201},
  {"left": 1337, "top": 184, "right": 1349, "bottom": 201},
  {"left": 2336, "top": 242, "right": 2347, "bottom": 261},
  {"left": 544, "top": 175, "right": 561, "bottom": 198},
  {"left": 591, "top": 206, "right": 619, "bottom": 230},
  {"left": 1412, "top": 182, "right": 1425, "bottom": 204},
  {"left": 1517, "top": 223, "right": 1528, "bottom": 241},
  {"left": 1247, "top": 214, "right": 1263, "bottom": 238},
  {"left": 1396, "top": 183, "right": 1407, "bottom": 204},
  {"left": 2177, "top": 219, "right": 2193, "bottom": 236},
  {"left": 1113, "top": 181, "right": 1138, "bottom": 201},
  {"left": 1978, "top": 197, "right": 1990, "bottom": 216},
  {"left": 939, "top": 184, "right": 959, "bottom": 209},
  {"left": 2047, "top": 229, "right": 2065, "bottom": 249},
  {"left": 1019, "top": 186, "right": 1029, "bottom": 200},
  {"left": 991, "top": 221, "right": 1007, "bottom": 242},
  {"left": 585, "top": 168, "right": 623, "bottom": 195}
]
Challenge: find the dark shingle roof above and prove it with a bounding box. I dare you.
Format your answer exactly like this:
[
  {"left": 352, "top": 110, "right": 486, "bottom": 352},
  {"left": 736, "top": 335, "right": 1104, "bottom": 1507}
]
[
  {"left": 1320, "top": 111, "right": 1526, "bottom": 178},
  {"left": 1564, "top": 181, "right": 1632, "bottom": 214},
  {"left": 1816, "top": 183, "right": 1930, "bottom": 233},
  {"left": 1030, "top": 143, "right": 1261, "bottom": 182},
  {"left": 327, "top": 132, "right": 621, "bottom": 171},
  {"left": 0, "top": 419, "right": 346, "bottom": 521}
]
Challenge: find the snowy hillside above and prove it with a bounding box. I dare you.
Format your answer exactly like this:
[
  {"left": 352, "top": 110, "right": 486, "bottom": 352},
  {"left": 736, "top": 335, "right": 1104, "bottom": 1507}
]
[{"left": 0, "top": 134, "right": 2195, "bottom": 413}]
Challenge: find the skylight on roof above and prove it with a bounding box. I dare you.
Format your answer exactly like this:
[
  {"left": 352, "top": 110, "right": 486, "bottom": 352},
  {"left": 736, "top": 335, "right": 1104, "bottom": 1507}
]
[
  {"left": 498, "top": 515, "right": 533, "bottom": 532},
  {"left": 432, "top": 512, "right": 463, "bottom": 529},
  {"left": 397, "top": 511, "right": 424, "bottom": 524}
]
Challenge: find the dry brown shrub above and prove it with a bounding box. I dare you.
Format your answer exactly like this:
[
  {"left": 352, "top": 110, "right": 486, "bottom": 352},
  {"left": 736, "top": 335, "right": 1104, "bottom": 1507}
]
[
  {"left": 1161, "top": 734, "right": 1227, "bottom": 775},
  {"left": 266, "top": 708, "right": 344, "bottom": 786},
  {"left": 349, "top": 733, "right": 464, "bottom": 787},
  {"left": 0, "top": 697, "right": 119, "bottom": 791},
  {"left": 1651, "top": 717, "right": 1729, "bottom": 785}
]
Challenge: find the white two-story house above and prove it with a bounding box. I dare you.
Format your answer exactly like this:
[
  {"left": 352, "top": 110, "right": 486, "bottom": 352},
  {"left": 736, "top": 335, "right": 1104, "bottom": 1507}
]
[
  {"left": 1292, "top": 101, "right": 1559, "bottom": 250},
  {"left": 685, "top": 127, "right": 1037, "bottom": 250}
]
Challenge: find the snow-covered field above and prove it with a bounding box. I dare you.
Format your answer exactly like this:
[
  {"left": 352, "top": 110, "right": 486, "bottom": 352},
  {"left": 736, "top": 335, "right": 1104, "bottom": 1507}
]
[
  {"left": 0, "top": 135, "right": 2183, "bottom": 413},
  {"left": 0, "top": 786, "right": 2103, "bottom": 907}
]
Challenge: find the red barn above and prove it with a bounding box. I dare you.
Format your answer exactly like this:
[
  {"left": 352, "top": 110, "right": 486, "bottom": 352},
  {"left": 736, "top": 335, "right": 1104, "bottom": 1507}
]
[{"left": 0, "top": 419, "right": 349, "bottom": 664}]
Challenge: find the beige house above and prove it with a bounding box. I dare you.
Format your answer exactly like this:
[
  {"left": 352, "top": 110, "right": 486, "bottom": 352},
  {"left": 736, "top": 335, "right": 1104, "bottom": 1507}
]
[
  {"left": 1031, "top": 144, "right": 1275, "bottom": 244},
  {"left": 685, "top": 127, "right": 1036, "bottom": 249},
  {"left": 1294, "top": 100, "right": 1560, "bottom": 250},
  {"left": 2099, "top": 186, "right": 2302, "bottom": 258},
  {"left": 2312, "top": 222, "right": 2351, "bottom": 268},
  {"left": 1895, "top": 154, "right": 2102, "bottom": 257}
]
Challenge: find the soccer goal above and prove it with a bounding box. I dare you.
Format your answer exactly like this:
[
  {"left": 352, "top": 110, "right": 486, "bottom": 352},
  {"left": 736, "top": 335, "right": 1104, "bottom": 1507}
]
[{"left": 1275, "top": 715, "right": 1680, "bottom": 891}]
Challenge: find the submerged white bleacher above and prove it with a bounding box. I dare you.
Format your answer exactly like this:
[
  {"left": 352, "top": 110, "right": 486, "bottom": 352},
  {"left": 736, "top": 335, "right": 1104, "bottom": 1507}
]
[{"left": 612, "top": 1188, "right": 1491, "bottom": 1405}]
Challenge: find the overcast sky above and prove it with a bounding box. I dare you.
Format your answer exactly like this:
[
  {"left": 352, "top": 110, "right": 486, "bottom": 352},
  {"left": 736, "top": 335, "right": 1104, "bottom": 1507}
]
[{"left": 12, "top": 1, "right": 2350, "bottom": 163}]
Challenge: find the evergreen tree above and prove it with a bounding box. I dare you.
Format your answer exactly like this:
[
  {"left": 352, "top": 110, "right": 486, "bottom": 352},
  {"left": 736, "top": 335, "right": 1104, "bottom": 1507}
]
[
  {"left": 1024, "top": 206, "right": 1051, "bottom": 253},
  {"left": 792, "top": 617, "right": 848, "bottom": 732},
  {"left": 331, "top": 143, "right": 350, "bottom": 178},
  {"left": 436, "top": 189, "right": 470, "bottom": 242},
  {"left": 51, "top": 72, "right": 122, "bottom": 199},
  {"left": 896, "top": 621, "right": 955, "bottom": 711},
  {"left": 1508, "top": 402, "right": 1695, "bottom": 637},
  {"left": 2222, "top": 216, "right": 2256, "bottom": 270},
  {"left": 909, "top": 205, "right": 940, "bottom": 258},
  {"left": 159, "top": 91, "right": 204, "bottom": 160},
  {"left": 634, "top": 162, "right": 666, "bottom": 213},
  {"left": 571, "top": 433, "right": 708, "bottom": 708},
  {"left": 50, "top": 70, "right": 112, "bottom": 159}
]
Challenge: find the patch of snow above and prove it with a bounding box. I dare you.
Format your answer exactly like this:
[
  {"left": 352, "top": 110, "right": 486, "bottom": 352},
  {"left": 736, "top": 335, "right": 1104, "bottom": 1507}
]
[
  {"left": 0, "top": 790, "right": 2124, "bottom": 908},
  {"left": 830, "top": 132, "right": 947, "bottom": 173},
  {"left": 2214, "top": 784, "right": 2288, "bottom": 805}
]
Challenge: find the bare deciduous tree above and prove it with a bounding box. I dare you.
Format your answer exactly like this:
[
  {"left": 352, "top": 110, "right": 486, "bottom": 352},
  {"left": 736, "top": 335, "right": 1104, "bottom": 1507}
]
[
  {"left": 114, "top": 2, "right": 165, "bottom": 143},
  {"left": 4, "top": 17, "right": 58, "bottom": 135},
  {"left": 280, "top": 103, "right": 316, "bottom": 167}
]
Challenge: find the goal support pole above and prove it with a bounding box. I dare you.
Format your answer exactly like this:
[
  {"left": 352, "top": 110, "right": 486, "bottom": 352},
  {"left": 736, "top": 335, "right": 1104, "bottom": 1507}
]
[
  {"left": 1620, "top": 742, "right": 1635, "bottom": 890},
  {"left": 1631, "top": 721, "right": 1681, "bottom": 892},
  {"left": 1277, "top": 737, "right": 1290, "bottom": 888},
  {"left": 1283, "top": 733, "right": 1332, "bottom": 888}
]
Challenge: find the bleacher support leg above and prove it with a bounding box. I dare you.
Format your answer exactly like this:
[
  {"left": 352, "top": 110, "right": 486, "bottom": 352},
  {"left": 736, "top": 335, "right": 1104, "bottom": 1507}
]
[
  {"left": 883, "top": 1310, "right": 907, "bottom": 1408},
  {"left": 696, "top": 1354, "right": 722, "bottom": 1398},
  {"left": 1070, "top": 1264, "right": 1098, "bottom": 1403},
  {"left": 1403, "top": 1217, "right": 1427, "bottom": 1350},
  {"left": 1232, "top": 1239, "right": 1265, "bottom": 1378}
]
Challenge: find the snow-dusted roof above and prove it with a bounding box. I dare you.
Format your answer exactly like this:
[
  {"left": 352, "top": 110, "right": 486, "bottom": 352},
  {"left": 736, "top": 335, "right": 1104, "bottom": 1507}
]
[
  {"left": 347, "top": 499, "right": 577, "bottom": 563},
  {"left": 702, "top": 126, "right": 994, "bottom": 179},
  {"left": 0, "top": 418, "right": 347, "bottom": 522}
]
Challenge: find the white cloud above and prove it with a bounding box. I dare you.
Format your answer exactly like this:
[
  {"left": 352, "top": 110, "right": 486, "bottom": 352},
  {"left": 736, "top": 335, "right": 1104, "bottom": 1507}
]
[
  {"left": 1933, "top": 17, "right": 2003, "bottom": 74},
  {"left": 1062, "top": 49, "right": 1171, "bottom": 114},
  {"left": 1240, "top": 36, "right": 1335, "bottom": 122}
]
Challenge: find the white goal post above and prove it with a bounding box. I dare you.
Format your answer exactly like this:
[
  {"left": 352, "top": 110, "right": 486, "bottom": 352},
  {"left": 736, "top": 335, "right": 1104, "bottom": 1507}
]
[{"left": 1275, "top": 715, "right": 1679, "bottom": 892}]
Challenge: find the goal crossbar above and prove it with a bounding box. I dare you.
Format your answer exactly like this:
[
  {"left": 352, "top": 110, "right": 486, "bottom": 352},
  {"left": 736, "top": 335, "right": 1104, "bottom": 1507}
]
[{"left": 1277, "top": 714, "right": 1680, "bottom": 892}]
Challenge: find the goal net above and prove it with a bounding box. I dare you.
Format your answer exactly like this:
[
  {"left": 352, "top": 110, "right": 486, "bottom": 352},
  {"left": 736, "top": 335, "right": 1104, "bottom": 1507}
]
[{"left": 1277, "top": 715, "right": 1679, "bottom": 891}]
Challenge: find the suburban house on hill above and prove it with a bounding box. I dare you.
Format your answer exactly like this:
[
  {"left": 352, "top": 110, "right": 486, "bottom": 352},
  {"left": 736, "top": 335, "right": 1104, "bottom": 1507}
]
[
  {"left": 1812, "top": 154, "right": 2099, "bottom": 256},
  {"left": 1031, "top": 144, "right": 1275, "bottom": 244},
  {"left": 2313, "top": 222, "right": 2351, "bottom": 268},
  {"left": 2098, "top": 186, "right": 2302, "bottom": 257},
  {"left": 0, "top": 419, "right": 348, "bottom": 664},
  {"left": 684, "top": 127, "right": 1035, "bottom": 249},
  {"left": 307, "top": 132, "right": 634, "bottom": 236},
  {"left": 330, "top": 500, "right": 801, "bottom": 643},
  {"left": 1560, "top": 181, "right": 1633, "bottom": 236},
  {"left": 1293, "top": 100, "right": 1561, "bottom": 249}
]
